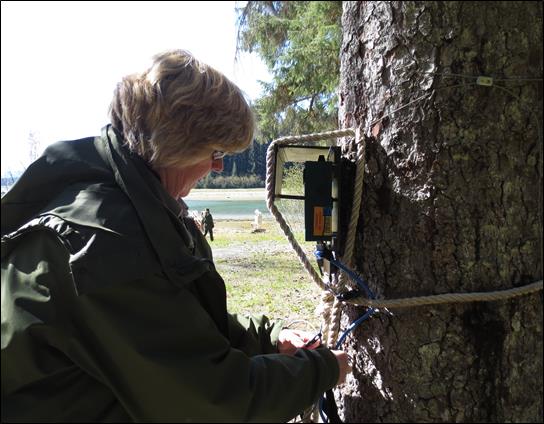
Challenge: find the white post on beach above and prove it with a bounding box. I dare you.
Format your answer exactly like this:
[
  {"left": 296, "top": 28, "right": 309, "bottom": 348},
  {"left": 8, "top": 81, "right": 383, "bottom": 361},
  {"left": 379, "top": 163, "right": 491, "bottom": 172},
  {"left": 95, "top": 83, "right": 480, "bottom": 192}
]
[{"left": 253, "top": 209, "right": 263, "bottom": 230}]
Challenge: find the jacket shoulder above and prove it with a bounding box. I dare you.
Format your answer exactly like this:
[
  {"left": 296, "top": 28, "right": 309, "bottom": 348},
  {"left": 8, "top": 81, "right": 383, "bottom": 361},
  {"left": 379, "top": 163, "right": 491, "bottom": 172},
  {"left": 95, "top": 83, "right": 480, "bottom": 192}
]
[{"left": 2, "top": 191, "right": 162, "bottom": 295}]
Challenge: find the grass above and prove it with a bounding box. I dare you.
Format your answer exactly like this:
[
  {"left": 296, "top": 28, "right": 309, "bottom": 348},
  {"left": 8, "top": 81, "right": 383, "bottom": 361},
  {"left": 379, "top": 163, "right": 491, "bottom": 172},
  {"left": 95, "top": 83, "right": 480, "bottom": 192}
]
[
  {"left": 212, "top": 219, "right": 322, "bottom": 330},
  {"left": 211, "top": 220, "right": 287, "bottom": 247}
]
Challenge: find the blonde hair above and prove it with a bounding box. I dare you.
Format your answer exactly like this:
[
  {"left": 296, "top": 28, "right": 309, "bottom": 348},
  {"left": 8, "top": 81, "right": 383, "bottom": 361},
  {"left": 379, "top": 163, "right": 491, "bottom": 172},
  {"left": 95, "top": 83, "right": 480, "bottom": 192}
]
[{"left": 109, "top": 50, "right": 255, "bottom": 168}]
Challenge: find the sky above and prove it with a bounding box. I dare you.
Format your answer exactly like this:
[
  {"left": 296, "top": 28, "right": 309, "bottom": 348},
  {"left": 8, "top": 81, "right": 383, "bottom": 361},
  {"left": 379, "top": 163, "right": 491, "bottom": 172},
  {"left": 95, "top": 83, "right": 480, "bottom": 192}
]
[{"left": 1, "top": 1, "right": 270, "bottom": 175}]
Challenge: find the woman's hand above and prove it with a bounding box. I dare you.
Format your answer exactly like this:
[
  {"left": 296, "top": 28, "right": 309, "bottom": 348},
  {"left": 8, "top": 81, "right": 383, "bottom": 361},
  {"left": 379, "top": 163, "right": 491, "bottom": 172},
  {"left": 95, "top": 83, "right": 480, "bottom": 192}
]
[
  {"left": 277, "top": 329, "right": 321, "bottom": 355},
  {"left": 330, "top": 350, "right": 351, "bottom": 385},
  {"left": 278, "top": 329, "right": 352, "bottom": 385}
]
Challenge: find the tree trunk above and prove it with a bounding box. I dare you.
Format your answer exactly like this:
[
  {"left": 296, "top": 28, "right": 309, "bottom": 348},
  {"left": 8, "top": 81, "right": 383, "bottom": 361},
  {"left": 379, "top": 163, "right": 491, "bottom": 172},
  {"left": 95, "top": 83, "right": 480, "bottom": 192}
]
[{"left": 337, "top": 1, "right": 542, "bottom": 422}]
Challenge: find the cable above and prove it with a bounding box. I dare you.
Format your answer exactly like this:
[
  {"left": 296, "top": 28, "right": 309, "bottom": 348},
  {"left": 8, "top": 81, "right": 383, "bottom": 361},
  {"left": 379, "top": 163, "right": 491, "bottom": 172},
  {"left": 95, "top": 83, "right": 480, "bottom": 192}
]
[
  {"left": 335, "top": 308, "right": 376, "bottom": 350},
  {"left": 314, "top": 252, "right": 378, "bottom": 423}
]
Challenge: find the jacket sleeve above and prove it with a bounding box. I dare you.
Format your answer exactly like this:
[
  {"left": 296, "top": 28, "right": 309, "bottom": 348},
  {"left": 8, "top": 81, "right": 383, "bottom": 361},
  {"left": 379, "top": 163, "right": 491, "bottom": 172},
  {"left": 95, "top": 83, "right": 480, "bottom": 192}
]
[{"left": 3, "top": 230, "right": 339, "bottom": 423}]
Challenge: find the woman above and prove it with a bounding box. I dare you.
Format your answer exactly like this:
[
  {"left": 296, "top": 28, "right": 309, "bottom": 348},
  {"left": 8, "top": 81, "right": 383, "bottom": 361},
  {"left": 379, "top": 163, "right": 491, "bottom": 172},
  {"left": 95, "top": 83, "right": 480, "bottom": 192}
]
[{"left": 1, "top": 50, "right": 349, "bottom": 422}]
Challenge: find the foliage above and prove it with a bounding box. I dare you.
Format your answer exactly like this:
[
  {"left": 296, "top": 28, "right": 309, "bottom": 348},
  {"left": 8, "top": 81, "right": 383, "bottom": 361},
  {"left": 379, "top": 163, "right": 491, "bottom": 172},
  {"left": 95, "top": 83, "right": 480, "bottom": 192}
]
[
  {"left": 281, "top": 162, "right": 304, "bottom": 196},
  {"left": 197, "top": 140, "right": 271, "bottom": 188},
  {"left": 236, "top": 1, "right": 342, "bottom": 142},
  {"left": 196, "top": 174, "right": 263, "bottom": 189},
  {"left": 273, "top": 162, "right": 306, "bottom": 230}
]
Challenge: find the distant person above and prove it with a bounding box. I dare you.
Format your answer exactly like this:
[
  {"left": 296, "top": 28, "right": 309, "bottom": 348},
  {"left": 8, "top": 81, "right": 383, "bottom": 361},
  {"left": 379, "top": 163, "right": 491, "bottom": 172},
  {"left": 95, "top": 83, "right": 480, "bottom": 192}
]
[
  {"left": 202, "top": 208, "right": 215, "bottom": 241},
  {"left": 1, "top": 49, "right": 350, "bottom": 422}
]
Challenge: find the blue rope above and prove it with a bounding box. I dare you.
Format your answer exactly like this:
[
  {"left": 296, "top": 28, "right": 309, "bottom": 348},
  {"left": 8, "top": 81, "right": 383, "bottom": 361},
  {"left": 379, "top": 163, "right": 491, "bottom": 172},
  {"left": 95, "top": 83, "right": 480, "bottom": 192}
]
[
  {"left": 313, "top": 250, "right": 378, "bottom": 422},
  {"left": 330, "top": 258, "right": 376, "bottom": 300},
  {"left": 314, "top": 248, "right": 376, "bottom": 299},
  {"left": 318, "top": 396, "right": 327, "bottom": 422},
  {"left": 335, "top": 307, "right": 376, "bottom": 350}
]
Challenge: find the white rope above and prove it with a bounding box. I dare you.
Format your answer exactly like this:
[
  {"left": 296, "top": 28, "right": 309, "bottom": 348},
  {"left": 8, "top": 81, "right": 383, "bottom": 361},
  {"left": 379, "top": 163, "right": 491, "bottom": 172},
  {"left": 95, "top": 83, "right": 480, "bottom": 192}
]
[
  {"left": 348, "top": 280, "right": 543, "bottom": 308},
  {"left": 265, "top": 128, "right": 543, "bottom": 312},
  {"left": 265, "top": 128, "right": 360, "bottom": 350},
  {"left": 265, "top": 128, "right": 356, "bottom": 294},
  {"left": 326, "top": 128, "right": 367, "bottom": 347},
  {"left": 265, "top": 128, "right": 357, "bottom": 424}
]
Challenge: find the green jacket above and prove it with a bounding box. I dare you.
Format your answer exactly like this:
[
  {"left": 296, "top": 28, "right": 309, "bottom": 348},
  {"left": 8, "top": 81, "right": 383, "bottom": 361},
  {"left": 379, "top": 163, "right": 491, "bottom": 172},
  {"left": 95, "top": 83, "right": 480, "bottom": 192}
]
[{"left": 1, "top": 126, "right": 339, "bottom": 422}]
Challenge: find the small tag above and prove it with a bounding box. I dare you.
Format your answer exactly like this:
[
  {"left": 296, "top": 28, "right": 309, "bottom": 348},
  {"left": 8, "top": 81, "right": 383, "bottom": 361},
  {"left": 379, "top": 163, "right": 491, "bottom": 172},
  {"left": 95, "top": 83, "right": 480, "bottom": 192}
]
[{"left": 476, "top": 76, "right": 493, "bottom": 86}]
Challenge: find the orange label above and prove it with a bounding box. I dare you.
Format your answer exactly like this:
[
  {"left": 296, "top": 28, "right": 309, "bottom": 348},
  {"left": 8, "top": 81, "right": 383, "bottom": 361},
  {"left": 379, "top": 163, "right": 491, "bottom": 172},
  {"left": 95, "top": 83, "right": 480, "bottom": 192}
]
[{"left": 313, "top": 207, "right": 324, "bottom": 235}]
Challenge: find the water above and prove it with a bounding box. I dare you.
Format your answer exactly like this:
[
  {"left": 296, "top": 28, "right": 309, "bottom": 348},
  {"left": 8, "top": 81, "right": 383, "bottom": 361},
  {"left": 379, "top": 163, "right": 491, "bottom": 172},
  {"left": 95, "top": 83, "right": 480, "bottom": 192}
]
[{"left": 184, "top": 199, "right": 270, "bottom": 220}]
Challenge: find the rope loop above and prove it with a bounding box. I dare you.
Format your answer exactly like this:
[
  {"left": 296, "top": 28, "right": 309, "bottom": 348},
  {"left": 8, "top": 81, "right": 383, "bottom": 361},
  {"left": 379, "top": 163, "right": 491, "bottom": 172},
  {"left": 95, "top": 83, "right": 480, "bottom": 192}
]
[
  {"left": 265, "top": 128, "right": 357, "bottom": 294},
  {"left": 265, "top": 127, "right": 543, "bottom": 311}
]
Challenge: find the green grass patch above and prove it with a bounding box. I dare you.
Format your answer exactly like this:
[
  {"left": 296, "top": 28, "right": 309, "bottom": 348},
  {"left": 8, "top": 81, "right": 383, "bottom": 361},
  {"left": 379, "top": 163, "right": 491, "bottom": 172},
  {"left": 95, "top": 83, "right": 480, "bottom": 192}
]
[
  {"left": 211, "top": 220, "right": 288, "bottom": 247},
  {"left": 213, "top": 220, "right": 322, "bottom": 329}
]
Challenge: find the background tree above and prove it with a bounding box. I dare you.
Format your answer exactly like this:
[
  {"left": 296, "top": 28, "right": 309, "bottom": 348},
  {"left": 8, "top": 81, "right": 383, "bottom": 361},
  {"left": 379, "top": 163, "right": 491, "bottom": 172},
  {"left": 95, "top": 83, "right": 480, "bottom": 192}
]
[
  {"left": 337, "top": 1, "right": 542, "bottom": 422},
  {"left": 27, "top": 131, "right": 41, "bottom": 164},
  {"left": 236, "top": 1, "right": 342, "bottom": 141},
  {"left": 196, "top": 141, "right": 270, "bottom": 188},
  {"left": 1, "top": 131, "right": 42, "bottom": 196}
]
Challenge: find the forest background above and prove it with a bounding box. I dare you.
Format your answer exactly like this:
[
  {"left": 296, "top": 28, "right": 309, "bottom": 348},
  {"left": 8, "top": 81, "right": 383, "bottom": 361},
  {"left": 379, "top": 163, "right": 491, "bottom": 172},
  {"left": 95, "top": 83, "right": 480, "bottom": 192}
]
[{"left": 203, "top": 1, "right": 342, "bottom": 188}]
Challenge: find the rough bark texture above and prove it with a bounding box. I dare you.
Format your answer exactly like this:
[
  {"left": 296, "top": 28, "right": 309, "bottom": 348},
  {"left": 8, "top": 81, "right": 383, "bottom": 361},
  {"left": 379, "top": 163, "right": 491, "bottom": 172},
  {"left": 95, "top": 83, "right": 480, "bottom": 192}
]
[{"left": 337, "top": 1, "right": 542, "bottom": 422}]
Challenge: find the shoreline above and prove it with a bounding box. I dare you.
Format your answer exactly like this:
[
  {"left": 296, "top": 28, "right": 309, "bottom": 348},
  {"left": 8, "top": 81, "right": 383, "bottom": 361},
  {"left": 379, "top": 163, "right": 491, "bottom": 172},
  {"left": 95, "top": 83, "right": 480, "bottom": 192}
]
[
  {"left": 214, "top": 217, "right": 274, "bottom": 222},
  {"left": 185, "top": 188, "right": 266, "bottom": 201}
]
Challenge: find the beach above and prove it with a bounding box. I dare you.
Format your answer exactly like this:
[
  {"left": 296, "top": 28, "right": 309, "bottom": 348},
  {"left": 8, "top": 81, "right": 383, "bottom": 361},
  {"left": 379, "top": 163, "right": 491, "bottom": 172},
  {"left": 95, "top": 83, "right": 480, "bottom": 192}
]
[
  {"left": 184, "top": 188, "right": 270, "bottom": 220},
  {"left": 185, "top": 188, "right": 266, "bottom": 201}
]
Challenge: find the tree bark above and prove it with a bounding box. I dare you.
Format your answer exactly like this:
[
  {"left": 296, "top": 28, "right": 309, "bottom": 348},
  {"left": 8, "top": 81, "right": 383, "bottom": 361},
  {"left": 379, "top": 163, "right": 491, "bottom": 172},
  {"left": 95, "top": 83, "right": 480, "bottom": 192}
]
[{"left": 337, "top": 1, "right": 543, "bottom": 422}]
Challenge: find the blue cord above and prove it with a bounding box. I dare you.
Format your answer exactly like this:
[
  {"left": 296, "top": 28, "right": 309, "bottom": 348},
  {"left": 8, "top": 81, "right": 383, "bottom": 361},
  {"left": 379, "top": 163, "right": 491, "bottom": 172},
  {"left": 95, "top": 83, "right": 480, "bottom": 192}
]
[
  {"left": 313, "top": 250, "right": 377, "bottom": 422},
  {"left": 330, "top": 258, "right": 376, "bottom": 300},
  {"left": 318, "top": 306, "right": 376, "bottom": 423},
  {"left": 318, "top": 396, "right": 327, "bottom": 422},
  {"left": 335, "top": 307, "right": 376, "bottom": 350}
]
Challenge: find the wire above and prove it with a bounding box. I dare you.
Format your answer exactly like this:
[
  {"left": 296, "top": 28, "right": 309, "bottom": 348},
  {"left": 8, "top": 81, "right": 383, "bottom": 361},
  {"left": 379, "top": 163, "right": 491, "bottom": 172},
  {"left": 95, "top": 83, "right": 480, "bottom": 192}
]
[
  {"left": 330, "top": 258, "right": 376, "bottom": 299},
  {"left": 315, "top": 254, "right": 377, "bottom": 423},
  {"left": 335, "top": 308, "right": 376, "bottom": 350},
  {"left": 418, "top": 71, "right": 543, "bottom": 82},
  {"left": 493, "top": 77, "right": 543, "bottom": 82}
]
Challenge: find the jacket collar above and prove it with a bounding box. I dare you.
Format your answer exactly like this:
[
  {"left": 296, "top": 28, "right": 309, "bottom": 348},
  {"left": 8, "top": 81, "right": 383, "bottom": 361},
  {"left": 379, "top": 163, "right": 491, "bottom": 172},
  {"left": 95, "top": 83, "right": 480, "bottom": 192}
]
[{"left": 95, "top": 125, "right": 204, "bottom": 281}]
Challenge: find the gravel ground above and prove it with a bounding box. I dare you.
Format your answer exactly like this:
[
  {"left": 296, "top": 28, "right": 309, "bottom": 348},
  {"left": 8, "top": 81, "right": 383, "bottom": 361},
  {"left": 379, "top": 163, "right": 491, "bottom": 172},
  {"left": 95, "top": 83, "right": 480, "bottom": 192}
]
[{"left": 212, "top": 240, "right": 291, "bottom": 260}]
